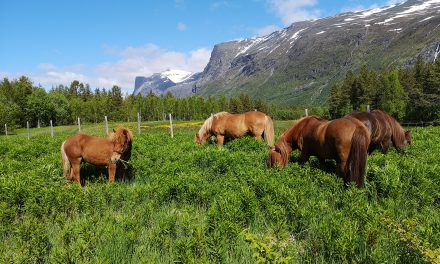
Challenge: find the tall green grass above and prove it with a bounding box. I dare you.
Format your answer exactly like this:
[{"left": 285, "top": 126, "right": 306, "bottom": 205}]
[{"left": 0, "top": 122, "right": 439, "bottom": 263}]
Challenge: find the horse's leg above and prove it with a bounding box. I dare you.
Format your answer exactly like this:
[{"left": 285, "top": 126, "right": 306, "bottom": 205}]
[
  {"left": 108, "top": 163, "right": 116, "bottom": 183},
  {"left": 120, "top": 168, "right": 126, "bottom": 182},
  {"left": 254, "top": 133, "right": 263, "bottom": 141},
  {"left": 339, "top": 159, "right": 349, "bottom": 185},
  {"left": 70, "top": 159, "right": 82, "bottom": 186},
  {"left": 216, "top": 134, "right": 225, "bottom": 146},
  {"left": 253, "top": 128, "right": 264, "bottom": 142},
  {"left": 299, "top": 150, "right": 310, "bottom": 166},
  {"left": 381, "top": 138, "right": 390, "bottom": 154}
]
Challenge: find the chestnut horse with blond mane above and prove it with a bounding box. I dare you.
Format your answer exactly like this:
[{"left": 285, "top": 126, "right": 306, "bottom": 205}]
[
  {"left": 347, "top": 109, "right": 411, "bottom": 154},
  {"left": 269, "top": 116, "right": 370, "bottom": 187},
  {"left": 195, "top": 111, "right": 274, "bottom": 147},
  {"left": 61, "top": 126, "right": 133, "bottom": 185}
]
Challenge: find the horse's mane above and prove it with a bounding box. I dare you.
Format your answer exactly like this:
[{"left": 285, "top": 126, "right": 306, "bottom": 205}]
[
  {"left": 274, "top": 140, "right": 289, "bottom": 166},
  {"left": 274, "top": 116, "right": 324, "bottom": 164},
  {"left": 109, "top": 126, "right": 133, "bottom": 143},
  {"left": 197, "top": 112, "right": 230, "bottom": 137},
  {"left": 373, "top": 110, "right": 406, "bottom": 148}
]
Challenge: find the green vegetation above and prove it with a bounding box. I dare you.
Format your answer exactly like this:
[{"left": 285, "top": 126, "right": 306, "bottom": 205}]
[
  {"left": 328, "top": 58, "right": 440, "bottom": 121},
  {"left": 1, "top": 121, "right": 439, "bottom": 263},
  {"left": 0, "top": 77, "right": 324, "bottom": 133}
]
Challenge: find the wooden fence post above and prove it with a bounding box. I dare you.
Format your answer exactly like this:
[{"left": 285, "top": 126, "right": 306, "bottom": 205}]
[
  {"left": 105, "top": 116, "right": 109, "bottom": 135},
  {"left": 78, "top": 117, "right": 81, "bottom": 132},
  {"left": 50, "top": 120, "right": 54, "bottom": 137},
  {"left": 27, "top": 121, "right": 30, "bottom": 140},
  {"left": 367, "top": 105, "right": 370, "bottom": 113},
  {"left": 305, "top": 108, "right": 308, "bottom": 116},
  {"left": 169, "top": 113, "right": 174, "bottom": 138},
  {"left": 4, "top": 124, "right": 7, "bottom": 137}
]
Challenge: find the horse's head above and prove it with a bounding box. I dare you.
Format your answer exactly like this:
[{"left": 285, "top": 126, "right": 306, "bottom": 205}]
[
  {"left": 195, "top": 132, "right": 210, "bottom": 145},
  {"left": 110, "top": 127, "right": 133, "bottom": 163},
  {"left": 405, "top": 130, "right": 412, "bottom": 146},
  {"left": 268, "top": 144, "right": 288, "bottom": 168}
]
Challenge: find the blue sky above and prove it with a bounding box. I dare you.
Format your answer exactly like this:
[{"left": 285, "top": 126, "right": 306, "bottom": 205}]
[{"left": 0, "top": 0, "right": 403, "bottom": 94}]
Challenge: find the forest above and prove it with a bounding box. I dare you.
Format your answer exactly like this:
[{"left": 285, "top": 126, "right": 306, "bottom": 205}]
[{"left": 329, "top": 57, "right": 440, "bottom": 122}]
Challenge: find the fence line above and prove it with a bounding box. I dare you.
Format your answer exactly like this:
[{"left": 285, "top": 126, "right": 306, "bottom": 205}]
[
  {"left": 2, "top": 115, "right": 439, "bottom": 141},
  {"left": 401, "top": 121, "right": 440, "bottom": 127}
]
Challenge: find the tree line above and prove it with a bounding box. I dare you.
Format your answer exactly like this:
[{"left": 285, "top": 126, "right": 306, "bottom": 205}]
[
  {"left": 328, "top": 57, "right": 440, "bottom": 121},
  {"left": 3, "top": 56, "right": 436, "bottom": 130},
  {"left": 0, "top": 77, "right": 319, "bottom": 130}
]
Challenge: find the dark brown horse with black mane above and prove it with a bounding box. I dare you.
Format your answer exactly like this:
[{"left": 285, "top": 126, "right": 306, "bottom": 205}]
[
  {"left": 347, "top": 109, "right": 411, "bottom": 154},
  {"left": 61, "top": 126, "right": 133, "bottom": 186},
  {"left": 195, "top": 111, "right": 274, "bottom": 147},
  {"left": 269, "top": 116, "right": 370, "bottom": 187}
]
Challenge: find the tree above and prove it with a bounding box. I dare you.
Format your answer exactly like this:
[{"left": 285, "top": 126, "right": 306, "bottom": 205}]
[
  {"left": 379, "top": 68, "right": 406, "bottom": 120},
  {"left": 239, "top": 93, "right": 253, "bottom": 112},
  {"left": 26, "top": 88, "right": 52, "bottom": 126},
  {"left": 328, "top": 72, "right": 352, "bottom": 119},
  {"left": 48, "top": 90, "right": 71, "bottom": 125}
]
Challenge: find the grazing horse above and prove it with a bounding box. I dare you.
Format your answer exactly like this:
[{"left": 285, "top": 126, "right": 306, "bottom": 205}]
[
  {"left": 61, "top": 127, "right": 133, "bottom": 186},
  {"left": 195, "top": 111, "right": 274, "bottom": 147},
  {"left": 269, "top": 116, "right": 370, "bottom": 188},
  {"left": 347, "top": 109, "right": 411, "bottom": 154}
]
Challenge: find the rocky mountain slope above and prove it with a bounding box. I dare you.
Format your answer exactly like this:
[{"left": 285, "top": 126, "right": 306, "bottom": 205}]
[{"left": 195, "top": 0, "right": 440, "bottom": 106}]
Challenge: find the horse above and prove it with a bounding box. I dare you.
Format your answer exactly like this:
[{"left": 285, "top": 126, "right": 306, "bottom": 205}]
[
  {"left": 61, "top": 126, "right": 133, "bottom": 186},
  {"left": 347, "top": 109, "right": 411, "bottom": 154},
  {"left": 268, "top": 115, "right": 370, "bottom": 188},
  {"left": 195, "top": 111, "right": 274, "bottom": 147}
]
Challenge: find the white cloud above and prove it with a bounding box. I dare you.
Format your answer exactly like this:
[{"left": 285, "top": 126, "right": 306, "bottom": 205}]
[
  {"left": 177, "top": 22, "right": 187, "bottom": 31},
  {"left": 254, "top": 25, "right": 281, "bottom": 36},
  {"left": 267, "top": 0, "right": 320, "bottom": 26},
  {"left": 3, "top": 45, "right": 212, "bottom": 94}
]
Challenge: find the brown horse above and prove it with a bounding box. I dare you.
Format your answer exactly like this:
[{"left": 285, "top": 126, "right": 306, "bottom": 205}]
[
  {"left": 347, "top": 109, "right": 411, "bottom": 154},
  {"left": 195, "top": 111, "right": 274, "bottom": 147},
  {"left": 61, "top": 126, "right": 133, "bottom": 185},
  {"left": 269, "top": 116, "right": 370, "bottom": 187}
]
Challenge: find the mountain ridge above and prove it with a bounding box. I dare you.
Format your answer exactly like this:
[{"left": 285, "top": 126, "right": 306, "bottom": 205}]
[
  {"left": 133, "top": 0, "right": 440, "bottom": 105},
  {"left": 195, "top": 0, "right": 440, "bottom": 105}
]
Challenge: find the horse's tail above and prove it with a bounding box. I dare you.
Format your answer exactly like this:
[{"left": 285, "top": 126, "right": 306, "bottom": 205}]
[
  {"left": 60, "top": 141, "right": 72, "bottom": 180},
  {"left": 263, "top": 115, "right": 275, "bottom": 147},
  {"left": 347, "top": 127, "right": 369, "bottom": 188}
]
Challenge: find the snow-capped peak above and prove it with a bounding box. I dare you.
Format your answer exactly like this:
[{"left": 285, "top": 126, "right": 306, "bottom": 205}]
[{"left": 161, "top": 69, "right": 193, "bottom": 83}]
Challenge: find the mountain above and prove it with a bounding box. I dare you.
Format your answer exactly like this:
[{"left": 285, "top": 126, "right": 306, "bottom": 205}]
[
  {"left": 133, "top": 69, "right": 201, "bottom": 96},
  {"left": 195, "top": 0, "right": 440, "bottom": 106}
]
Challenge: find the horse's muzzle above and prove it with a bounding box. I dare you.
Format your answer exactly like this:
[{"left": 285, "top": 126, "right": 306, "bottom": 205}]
[{"left": 111, "top": 152, "right": 122, "bottom": 164}]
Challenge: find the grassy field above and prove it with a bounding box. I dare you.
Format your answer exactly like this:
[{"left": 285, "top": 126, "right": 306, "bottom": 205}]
[{"left": 0, "top": 121, "right": 439, "bottom": 263}]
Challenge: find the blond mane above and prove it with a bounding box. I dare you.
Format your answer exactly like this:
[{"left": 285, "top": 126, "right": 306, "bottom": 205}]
[
  {"left": 109, "top": 126, "right": 133, "bottom": 143},
  {"left": 197, "top": 112, "right": 230, "bottom": 138}
]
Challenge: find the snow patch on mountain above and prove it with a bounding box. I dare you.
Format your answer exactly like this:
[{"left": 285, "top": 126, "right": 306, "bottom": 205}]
[{"left": 161, "top": 69, "right": 192, "bottom": 83}]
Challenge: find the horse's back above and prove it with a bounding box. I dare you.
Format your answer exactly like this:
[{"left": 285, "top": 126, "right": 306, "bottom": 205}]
[{"left": 324, "top": 117, "right": 369, "bottom": 152}]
